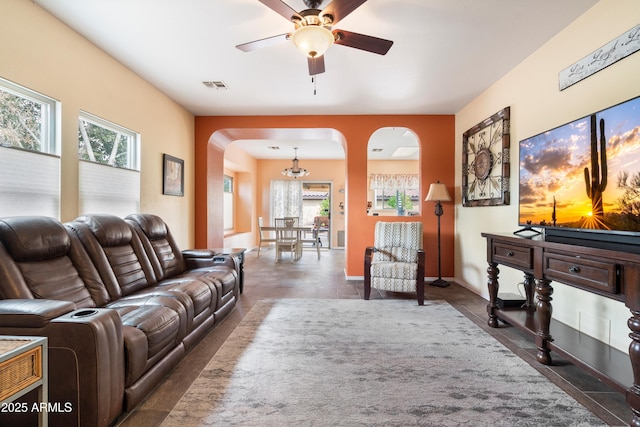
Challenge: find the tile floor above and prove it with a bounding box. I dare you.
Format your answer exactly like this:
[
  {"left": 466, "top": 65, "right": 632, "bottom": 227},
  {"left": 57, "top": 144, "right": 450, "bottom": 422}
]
[{"left": 117, "top": 247, "right": 631, "bottom": 426}]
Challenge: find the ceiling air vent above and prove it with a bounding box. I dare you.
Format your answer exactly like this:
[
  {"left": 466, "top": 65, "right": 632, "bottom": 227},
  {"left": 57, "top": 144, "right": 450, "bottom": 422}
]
[{"left": 202, "top": 81, "right": 229, "bottom": 90}]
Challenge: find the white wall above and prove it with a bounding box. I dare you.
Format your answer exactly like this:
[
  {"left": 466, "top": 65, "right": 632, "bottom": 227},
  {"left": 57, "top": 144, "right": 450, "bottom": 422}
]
[{"left": 455, "top": 0, "right": 640, "bottom": 352}]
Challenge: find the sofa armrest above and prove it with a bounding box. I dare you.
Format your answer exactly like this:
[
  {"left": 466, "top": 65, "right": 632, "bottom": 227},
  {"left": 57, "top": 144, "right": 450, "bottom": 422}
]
[
  {"left": 183, "top": 249, "right": 237, "bottom": 271},
  {"left": 52, "top": 308, "right": 125, "bottom": 427},
  {"left": 0, "top": 299, "right": 75, "bottom": 327},
  {"left": 0, "top": 307, "right": 124, "bottom": 427},
  {"left": 182, "top": 248, "right": 215, "bottom": 258}
]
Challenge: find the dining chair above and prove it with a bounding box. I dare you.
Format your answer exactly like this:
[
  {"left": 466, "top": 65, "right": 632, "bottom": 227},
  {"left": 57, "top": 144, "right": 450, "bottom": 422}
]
[
  {"left": 283, "top": 216, "right": 299, "bottom": 226},
  {"left": 299, "top": 222, "right": 321, "bottom": 260},
  {"left": 274, "top": 217, "right": 299, "bottom": 263},
  {"left": 313, "top": 216, "right": 329, "bottom": 247},
  {"left": 283, "top": 217, "right": 308, "bottom": 258},
  {"left": 257, "top": 216, "right": 276, "bottom": 257}
]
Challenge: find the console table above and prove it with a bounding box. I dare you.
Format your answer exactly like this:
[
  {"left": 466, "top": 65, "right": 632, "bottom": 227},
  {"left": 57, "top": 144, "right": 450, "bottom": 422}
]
[{"left": 482, "top": 232, "right": 640, "bottom": 426}]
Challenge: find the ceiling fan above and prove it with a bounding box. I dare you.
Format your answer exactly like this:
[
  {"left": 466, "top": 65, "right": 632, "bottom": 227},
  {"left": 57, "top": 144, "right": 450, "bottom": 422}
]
[{"left": 236, "top": 0, "right": 393, "bottom": 76}]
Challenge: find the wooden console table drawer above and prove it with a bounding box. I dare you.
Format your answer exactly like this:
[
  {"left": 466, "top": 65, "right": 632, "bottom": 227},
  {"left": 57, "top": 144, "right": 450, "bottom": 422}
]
[
  {"left": 492, "top": 242, "right": 533, "bottom": 270},
  {"left": 543, "top": 252, "right": 619, "bottom": 294}
]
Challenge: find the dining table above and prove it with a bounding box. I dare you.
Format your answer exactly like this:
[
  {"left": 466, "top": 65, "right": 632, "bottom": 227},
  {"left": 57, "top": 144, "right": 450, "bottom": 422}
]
[{"left": 260, "top": 225, "right": 315, "bottom": 261}]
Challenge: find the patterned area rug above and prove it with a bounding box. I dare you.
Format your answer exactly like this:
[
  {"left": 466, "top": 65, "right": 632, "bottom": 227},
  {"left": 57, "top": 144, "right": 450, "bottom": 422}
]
[{"left": 162, "top": 299, "right": 605, "bottom": 426}]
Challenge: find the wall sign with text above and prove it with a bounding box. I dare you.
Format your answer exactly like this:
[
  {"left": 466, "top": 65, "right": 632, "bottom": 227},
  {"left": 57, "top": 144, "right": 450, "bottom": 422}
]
[{"left": 559, "top": 23, "right": 640, "bottom": 91}]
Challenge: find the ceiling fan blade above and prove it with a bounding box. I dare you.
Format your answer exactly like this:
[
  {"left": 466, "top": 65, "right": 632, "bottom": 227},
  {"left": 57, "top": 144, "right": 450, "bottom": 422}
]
[
  {"left": 333, "top": 30, "right": 393, "bottom": 55},
  {"left": 236, "top": 33, "right": 289, "bottom": 52},
  {"left": 321, "top": 0, "right": 367, "bottom": 26},
  {"left": 258, "top": 0, "right": 302, "bottom": 22},
  {"left": 308, "top": 56, "right": 325, "bottom": 76}
]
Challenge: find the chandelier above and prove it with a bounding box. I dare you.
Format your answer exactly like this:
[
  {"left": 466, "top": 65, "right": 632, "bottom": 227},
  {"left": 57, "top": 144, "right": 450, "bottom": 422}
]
[{"left": 282, "top": 147, "right": 310, "bottom": 179}]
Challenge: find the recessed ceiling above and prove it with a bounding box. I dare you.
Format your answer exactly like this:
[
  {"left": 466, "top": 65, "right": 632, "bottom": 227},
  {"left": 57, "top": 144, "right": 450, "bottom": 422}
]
[
  {"left": 229, "top": 126, "right": 419, "bottom": 160},
  {"left": 233, "top": 138, "right": 344, "bottom": 160},
  {"left": 33, "top": 0, "right": 598, "bottom": 159}
]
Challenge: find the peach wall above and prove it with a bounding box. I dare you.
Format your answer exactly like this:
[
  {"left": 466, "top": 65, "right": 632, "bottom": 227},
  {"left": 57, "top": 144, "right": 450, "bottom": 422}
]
[
  {"left": 1, "top": 1, "right": 195, "bottom": 248},
  {"left": 224, "top": 141, "right": 259, "bottom": 248},
  {"left": 195, "top": 115, "right": 455, "bottom": 277}
]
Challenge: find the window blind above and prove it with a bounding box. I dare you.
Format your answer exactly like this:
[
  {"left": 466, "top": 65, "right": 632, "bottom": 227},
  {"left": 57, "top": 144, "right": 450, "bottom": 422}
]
[
  {"left": 79, "top": 160, "right": 140, "bottom": 217},
  {"left": 0, "top": 147, "right": 60, "bottom": 218}
]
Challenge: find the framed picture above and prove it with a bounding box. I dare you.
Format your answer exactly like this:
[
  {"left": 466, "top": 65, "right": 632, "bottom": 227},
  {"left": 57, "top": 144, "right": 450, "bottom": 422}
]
[
  {"left": 163, "top": 154, "right": 184, "bottom": 196},
  {"left": 462, "top": 106, "right": 510, "bottom": 207}
]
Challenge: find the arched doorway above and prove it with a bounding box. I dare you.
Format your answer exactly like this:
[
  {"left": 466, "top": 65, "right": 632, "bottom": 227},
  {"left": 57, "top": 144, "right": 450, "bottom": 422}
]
[
  {"left": 366, "top": 127, "right": 421, "bottom": 217},
  {"left": 213, "top": 128, "right": 347, "bottom": 253}
]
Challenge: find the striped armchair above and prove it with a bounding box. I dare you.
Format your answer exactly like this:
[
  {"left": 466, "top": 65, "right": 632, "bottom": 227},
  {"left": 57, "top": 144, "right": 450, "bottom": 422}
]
[{"left": 364, "top": 221, "right": 426, "bottom": 305}]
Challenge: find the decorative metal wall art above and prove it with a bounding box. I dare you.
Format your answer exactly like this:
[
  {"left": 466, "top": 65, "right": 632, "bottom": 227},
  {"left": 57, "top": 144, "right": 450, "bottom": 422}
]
[{"left": 462, "top": 107, "right": 510, "bottom": 207}]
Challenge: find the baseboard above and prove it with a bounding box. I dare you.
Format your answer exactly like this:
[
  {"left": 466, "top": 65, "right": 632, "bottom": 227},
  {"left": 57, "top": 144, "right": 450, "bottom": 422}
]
[
  {"left": 445, "top": 277, "right": 488, "bottom": 300},
  {"left": 344, "top": 274, "right": 456, "bottom": 283}
]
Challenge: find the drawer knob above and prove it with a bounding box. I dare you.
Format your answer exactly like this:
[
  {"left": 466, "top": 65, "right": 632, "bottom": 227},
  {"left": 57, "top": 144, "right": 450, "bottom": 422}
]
[
  {"left": 507, "top": 251, "right": 514, "bottom": 257},
  {"left": 569, "top": 266, "right": 581, "bottom": 274}
]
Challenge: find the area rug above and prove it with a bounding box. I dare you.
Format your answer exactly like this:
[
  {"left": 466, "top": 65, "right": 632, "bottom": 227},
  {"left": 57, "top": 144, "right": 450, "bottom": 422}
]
[{"left": 162, "top": 299, "right": 605, "bottom": 426}]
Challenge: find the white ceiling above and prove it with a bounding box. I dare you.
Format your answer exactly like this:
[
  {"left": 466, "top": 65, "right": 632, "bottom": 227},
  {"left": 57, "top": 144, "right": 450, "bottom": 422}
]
[
  {"left": 34, "top": 0, "right": 598, "bottom": 159},
  {"left": 232, "top": 126, "right": 418, "bottom": 159}
]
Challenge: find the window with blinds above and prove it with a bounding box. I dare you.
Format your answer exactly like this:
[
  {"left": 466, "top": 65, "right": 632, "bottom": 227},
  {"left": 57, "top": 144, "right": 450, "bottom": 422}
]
[
  {"left": 0, "top": 77, "right": 60, "bottom": 218},
  {"left": 78, "top": 112, "right": 140, "bottom": 217}
]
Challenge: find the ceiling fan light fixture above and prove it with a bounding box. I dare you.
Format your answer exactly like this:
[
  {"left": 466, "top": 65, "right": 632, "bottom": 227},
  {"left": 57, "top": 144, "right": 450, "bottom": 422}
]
[
  {"left": 282, "top": 147, "right": 310, "bottom": 178},
  {"left": 291, "top": 25, "right": 334, "bottom": 58}
]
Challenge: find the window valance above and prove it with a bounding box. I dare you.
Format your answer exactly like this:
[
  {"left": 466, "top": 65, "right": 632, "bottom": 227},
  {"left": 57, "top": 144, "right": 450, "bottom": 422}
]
[{"left": 369, "top": 174, "right": 419, "bottom": 191}]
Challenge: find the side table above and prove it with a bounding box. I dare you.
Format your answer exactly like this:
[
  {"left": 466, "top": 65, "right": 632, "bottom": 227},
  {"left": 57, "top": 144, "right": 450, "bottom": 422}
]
[{"left": 0, "top": 336, "right": 48, "bottom": 427}]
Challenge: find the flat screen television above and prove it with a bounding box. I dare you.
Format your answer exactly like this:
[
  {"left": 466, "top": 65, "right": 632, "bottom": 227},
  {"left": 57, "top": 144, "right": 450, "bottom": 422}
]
[{"left": 518, "top": 94, "right": 640, "bottom": 252}]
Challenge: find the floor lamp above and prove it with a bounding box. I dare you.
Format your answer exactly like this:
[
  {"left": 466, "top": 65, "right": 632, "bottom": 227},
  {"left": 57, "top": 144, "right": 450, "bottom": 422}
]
[{"left": 425, "top": 181, "right": 451, "bottom": 288}]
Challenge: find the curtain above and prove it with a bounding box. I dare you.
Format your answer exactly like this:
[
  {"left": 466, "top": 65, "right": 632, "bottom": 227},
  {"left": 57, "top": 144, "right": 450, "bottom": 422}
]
[
  {"left": 271, "top": 179, "right": 303, "bottom": 221},
  {"left": 369, "top": 174, "right": 419, "bottom": 191}
]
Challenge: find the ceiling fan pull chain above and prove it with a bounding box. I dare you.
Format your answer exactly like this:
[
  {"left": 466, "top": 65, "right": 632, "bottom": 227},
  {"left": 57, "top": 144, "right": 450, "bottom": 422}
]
[{"left": 312, "top": 76, "right": 317, "bottom": 95}]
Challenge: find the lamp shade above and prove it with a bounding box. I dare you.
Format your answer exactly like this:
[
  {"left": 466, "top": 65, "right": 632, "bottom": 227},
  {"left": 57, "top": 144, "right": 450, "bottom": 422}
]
[
  {"left": 291, "top": 25, "right": 334, "bottom": 58},
  {"left": 425, "top": 182, "right": 451, "bottom": 202}
]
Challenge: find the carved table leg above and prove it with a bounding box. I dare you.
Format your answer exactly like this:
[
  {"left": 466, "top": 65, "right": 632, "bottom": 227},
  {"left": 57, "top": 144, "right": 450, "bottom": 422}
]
[
  {"left": 535, "top": 278, "right": 553, "bottom": 365},
  {"left": 487, "top": 262, "right": 500, "bottom": 328},
  {"left": 522, "top": 273, "right": 536, "bottom": 312},
  {"left": 627, "top": 310, "right": 640, "bottom": 427}
]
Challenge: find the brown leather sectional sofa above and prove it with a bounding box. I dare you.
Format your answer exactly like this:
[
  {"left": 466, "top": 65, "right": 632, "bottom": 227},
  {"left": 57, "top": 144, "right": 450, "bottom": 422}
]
[{"left": 0, "top": 213, "right": 239, "bottom": 427}]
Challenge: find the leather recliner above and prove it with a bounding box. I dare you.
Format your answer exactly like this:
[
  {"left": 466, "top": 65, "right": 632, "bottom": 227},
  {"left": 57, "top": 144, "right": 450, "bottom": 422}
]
[{"left": 0, "top": 214, "right": 239, "bottom": 427}]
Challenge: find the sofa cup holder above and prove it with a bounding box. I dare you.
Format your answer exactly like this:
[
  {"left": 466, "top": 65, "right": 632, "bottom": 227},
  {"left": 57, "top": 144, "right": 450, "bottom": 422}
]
[{"left": 71, "top": 309, "right": 99, "bottom": 318}]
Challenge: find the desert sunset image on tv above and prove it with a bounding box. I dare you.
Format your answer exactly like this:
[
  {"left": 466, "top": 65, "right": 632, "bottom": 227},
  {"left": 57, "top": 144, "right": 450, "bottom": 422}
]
[{"left": 519, "top": 95, "right": 640, "bottom": 232}]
